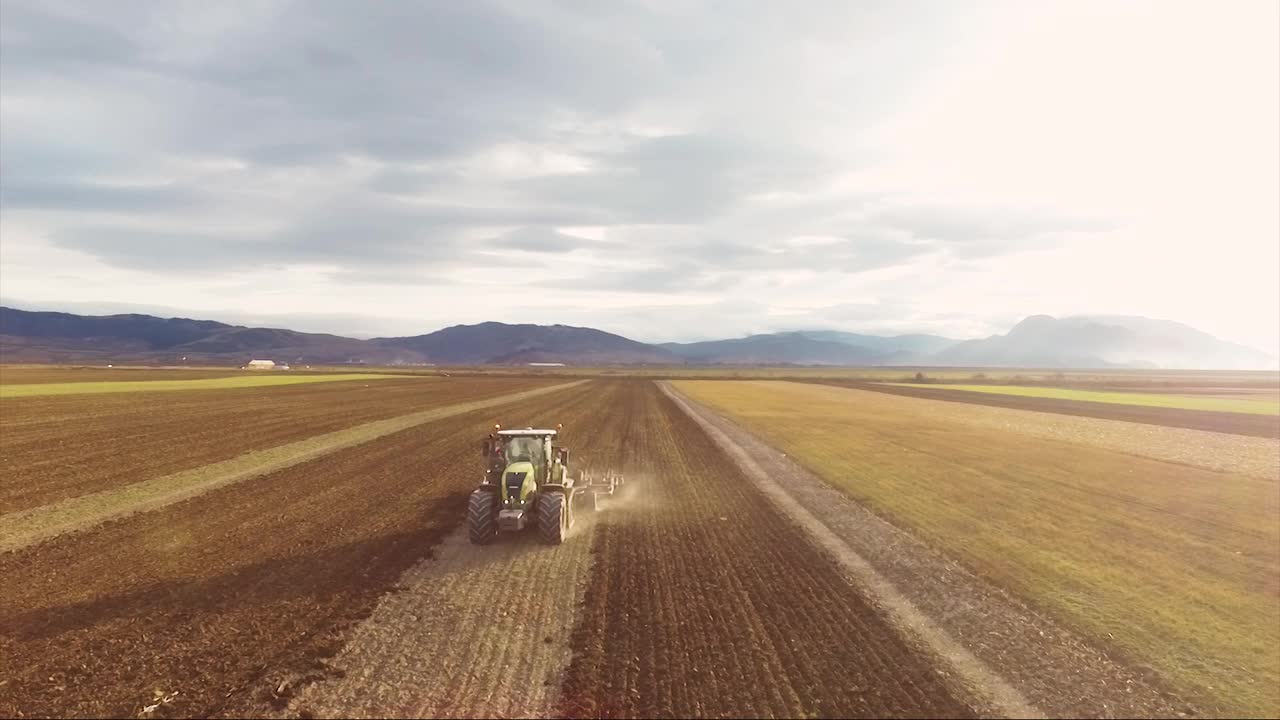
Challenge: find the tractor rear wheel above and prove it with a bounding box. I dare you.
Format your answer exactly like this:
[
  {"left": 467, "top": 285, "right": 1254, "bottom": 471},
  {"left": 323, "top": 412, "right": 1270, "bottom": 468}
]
[
  {"left": 538, "top": 492, "right": 565, "bottom": 545},
  {"left": 468, "top": 490, "right": 498, "bottom": 545}
]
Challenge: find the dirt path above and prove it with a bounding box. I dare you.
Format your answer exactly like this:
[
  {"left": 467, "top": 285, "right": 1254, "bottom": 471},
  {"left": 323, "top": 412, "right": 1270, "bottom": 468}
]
[
  {"left": 662, "top": 382, "right": 1194, "bottom": 718},
  {"left": 288, "top": 382, "right": 632, "bottom": 719},
  {"left": 0, "top": 381, "right": 584, "bottom": 552}
]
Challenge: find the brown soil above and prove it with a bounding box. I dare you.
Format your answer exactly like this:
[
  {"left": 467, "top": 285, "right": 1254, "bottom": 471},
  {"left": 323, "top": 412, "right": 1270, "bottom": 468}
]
[
  {"left": 0, "top": 377, "right": 548, "bottom": 513},
  {"left": 0, "top": 381, "right": 600, "bottom": 719},
  {"left": 555, "top": 382, "right": 974, "bottom": 719},
  {"left": 815, "top": 380, "right": 1280, "bottom": 438}
]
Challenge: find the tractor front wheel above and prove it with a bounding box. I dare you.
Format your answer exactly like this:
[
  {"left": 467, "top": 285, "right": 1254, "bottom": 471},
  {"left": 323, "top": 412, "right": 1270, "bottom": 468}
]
[
  {"left": 538, "top": 492, "right": 566, "bottom": 545},
  {"left": 468, "top": 490, "right": 498, "bottom": 545}
]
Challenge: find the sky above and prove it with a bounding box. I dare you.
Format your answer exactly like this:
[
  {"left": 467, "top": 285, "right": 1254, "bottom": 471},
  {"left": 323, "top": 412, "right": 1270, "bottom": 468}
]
[{"left": 1, "top": 0, "right": 1277, "bottom": 349}]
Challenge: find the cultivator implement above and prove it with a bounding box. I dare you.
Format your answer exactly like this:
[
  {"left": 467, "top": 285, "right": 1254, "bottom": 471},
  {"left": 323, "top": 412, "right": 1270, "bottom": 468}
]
[{"left": 575, "top": 468, "right": 625, "bottom": 512}]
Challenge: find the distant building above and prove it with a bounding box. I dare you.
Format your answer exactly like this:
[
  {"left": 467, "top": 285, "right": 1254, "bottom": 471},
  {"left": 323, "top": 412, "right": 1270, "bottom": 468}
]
[
  {"left": 246, "top": 359, "right": 276, "bottom": 370},
  {"left": 527, "top": 362, "right": 566, "bottom": 367}
]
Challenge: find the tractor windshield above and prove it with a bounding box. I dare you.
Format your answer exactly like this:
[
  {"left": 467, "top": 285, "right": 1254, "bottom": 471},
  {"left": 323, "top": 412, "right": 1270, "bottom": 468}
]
[{"left": 503, "top": 436, "right": 543, "bottom": 463}]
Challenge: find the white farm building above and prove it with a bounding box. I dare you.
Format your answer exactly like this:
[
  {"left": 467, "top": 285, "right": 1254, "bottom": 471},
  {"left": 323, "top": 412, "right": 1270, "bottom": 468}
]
[{"left": 245, "top": 359, "right": 276, "bottom": 370}]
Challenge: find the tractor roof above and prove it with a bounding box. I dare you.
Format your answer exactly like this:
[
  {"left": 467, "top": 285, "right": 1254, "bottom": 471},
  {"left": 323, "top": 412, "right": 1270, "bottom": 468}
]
[{"left": 496, "top": 428, "right": 557, "bottom": 436}]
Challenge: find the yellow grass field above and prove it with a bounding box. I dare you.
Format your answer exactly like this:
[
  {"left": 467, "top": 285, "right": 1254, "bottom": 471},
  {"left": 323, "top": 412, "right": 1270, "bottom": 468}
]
[
  {"left": 675, "top": 379, "right": 1280, "bottom": 717},
  {"left": 0, "top": 373, "right": 411, "bottom": 398}
]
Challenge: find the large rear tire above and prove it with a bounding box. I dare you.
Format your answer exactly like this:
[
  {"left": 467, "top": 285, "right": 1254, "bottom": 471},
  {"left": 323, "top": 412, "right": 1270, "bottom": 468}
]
[
  {"left": 537, "top": 492, "right": 565, "bottom": 545},
  {"left": 468, "top": 490, "right": 498, "bottom": 545}
]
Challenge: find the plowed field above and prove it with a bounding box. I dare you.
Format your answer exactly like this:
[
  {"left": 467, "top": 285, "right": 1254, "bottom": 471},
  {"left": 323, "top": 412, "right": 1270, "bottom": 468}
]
[
  {"left": 0, "top": 381, "right": 598, "bottom": 718},
  {"left": 3, "top": 379, "right": 977, "bottom": 718},
  {"left": 0, "top": 377, "right": 546, "bottom": 512}
]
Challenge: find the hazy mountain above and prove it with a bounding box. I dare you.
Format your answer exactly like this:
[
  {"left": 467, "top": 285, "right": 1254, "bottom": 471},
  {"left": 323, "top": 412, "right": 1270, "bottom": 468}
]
[
  {"left": 1, "top": 306, "right": 1273, "bottom": 369},
  {"left": 661, "top": 333, "right": 889, "bottom": 365},
  {"left": 791, "top": 331, "right": 958, "bottom": 358},
  {"left": 932, "top": 315, "right": 1276, "bottom": 369},
  {"left": 377, "top": 322, "right": 678, "bottom": 364},
  {"left": 0, "top": 308, "right": 231, "bottom": 349}
]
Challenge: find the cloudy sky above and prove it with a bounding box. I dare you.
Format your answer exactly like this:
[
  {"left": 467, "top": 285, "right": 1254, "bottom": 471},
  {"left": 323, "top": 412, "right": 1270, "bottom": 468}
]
[{"left": 1, "top": 0, "right": 1277, "bottom": 349}]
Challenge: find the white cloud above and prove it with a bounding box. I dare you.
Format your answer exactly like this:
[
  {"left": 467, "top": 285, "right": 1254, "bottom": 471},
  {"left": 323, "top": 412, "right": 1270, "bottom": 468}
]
[{"left": 0, "top": 0, "right": 1275, "bottom": 352}]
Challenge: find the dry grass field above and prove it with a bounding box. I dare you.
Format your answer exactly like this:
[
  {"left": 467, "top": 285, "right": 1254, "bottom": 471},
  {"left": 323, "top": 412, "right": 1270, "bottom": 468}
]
[{"left": 675, "top": 380, "right": 1280, "bottom": 717}]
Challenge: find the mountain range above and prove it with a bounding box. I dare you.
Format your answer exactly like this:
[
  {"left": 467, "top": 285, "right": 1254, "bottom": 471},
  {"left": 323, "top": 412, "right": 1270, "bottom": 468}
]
[{"left": 0, "top": 306, "right": 1274, "bottom": 370}]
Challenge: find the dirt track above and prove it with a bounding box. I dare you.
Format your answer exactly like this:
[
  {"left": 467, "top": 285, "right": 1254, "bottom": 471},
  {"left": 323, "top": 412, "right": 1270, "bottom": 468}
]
[{"left": 818, "top": 380, "right": 1280, "bottom": 438}]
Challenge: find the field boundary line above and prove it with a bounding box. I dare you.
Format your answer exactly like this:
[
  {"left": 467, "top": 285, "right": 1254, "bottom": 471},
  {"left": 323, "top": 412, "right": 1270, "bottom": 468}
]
[
  {"left": 659, "top": 381, "right": 1043, "bottom": 719},
  {"left": 0, "top": 381, "right": 588, "bottom": 553},
  {"left": 0, "top": 373, "right": 415, "bottom": 398}
]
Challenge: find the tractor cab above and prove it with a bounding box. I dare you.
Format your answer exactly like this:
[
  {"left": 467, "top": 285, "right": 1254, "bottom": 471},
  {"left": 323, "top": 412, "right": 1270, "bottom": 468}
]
[{"left": 483, "top": 427, "right": 566, "bottom": 485}]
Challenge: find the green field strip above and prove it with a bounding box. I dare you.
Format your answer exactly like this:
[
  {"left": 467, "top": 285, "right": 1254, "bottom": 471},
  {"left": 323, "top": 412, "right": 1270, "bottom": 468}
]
[
  {"left": 0, "top": 380, "right": 587, "bottom": 553},
  {"left": 886, "top": 383, "right": 1280, "bottom": 415},
  {"left": 0, "top": 373, "right": 417, "bottom": 398}
]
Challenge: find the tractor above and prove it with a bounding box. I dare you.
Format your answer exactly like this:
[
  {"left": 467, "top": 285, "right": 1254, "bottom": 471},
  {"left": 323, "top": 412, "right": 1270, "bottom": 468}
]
[{"left": 468, "top": 425, "right": 623, "bottom": 545}]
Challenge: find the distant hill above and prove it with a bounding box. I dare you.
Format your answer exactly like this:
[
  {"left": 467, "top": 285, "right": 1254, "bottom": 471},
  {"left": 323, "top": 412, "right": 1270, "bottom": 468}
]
[
  {"left": 0, "top": 308, "right": 232, "bottom": 349},
  {"left": 376, "top": 322, "right": 678, "bottom": 364},
  {"left": 790, "top": 330, "right": 958, "bottom": 364},
  {"left": 931, "top": 315, "right": 1276, "bottom": 370},
  {"left": 0, "top": 306, "right": 1273, "bottom": 369},
  {"left": 0, "top": 307, "right": 421, "bottom": 365},
  {"left": 661, "top": 333, "right": 889, "bottom": 365}
]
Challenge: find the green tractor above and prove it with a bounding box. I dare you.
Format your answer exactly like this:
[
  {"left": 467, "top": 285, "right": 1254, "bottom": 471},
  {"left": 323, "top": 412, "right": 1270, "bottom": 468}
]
[{"left": 468, "top": 425, "right": 622, "bottom": 545}]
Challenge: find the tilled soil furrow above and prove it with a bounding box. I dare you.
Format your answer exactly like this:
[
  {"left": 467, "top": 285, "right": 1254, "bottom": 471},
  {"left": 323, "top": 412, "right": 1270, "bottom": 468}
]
[
  {"left": 555, "top": 382, "right": 974, "bottom": 719},
  {"left": 0, "top": 381, "right": 600, "bottom": 718}
]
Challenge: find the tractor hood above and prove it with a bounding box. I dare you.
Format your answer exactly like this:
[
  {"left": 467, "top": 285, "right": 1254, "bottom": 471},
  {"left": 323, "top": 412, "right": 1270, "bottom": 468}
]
[{"left": 501, "top": 461, "right": 538, "bottom": 506}]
